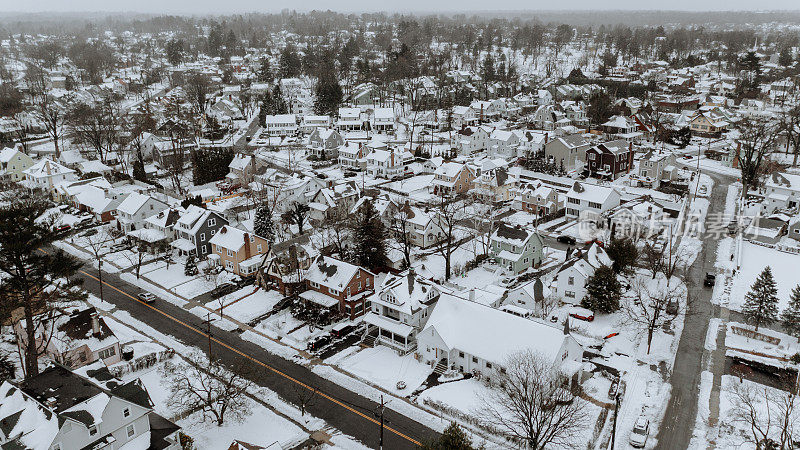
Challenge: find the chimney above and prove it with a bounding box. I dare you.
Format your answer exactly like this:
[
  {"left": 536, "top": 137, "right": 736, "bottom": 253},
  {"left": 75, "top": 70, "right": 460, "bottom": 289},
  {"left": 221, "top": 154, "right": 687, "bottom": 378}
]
[
  {"left": 469, "top": 289, "right": 475, "bottom": 303},
  {"left": 243, "top": 232, "right": 252, "bottom": 260},
  {"left": 407, "top": 268, "right": 415, "bottom": 295},
  {"left": 545, "top": 132, "right": 549, "bottom": 144},
  {"left": 91, "top": 312, "right": 101, "bottom": 337}
]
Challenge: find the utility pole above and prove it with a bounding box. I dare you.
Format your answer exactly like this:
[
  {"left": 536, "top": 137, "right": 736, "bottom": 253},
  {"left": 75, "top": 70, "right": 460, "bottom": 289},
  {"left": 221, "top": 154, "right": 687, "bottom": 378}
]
[
  {"left": 377, "top": 395, "right": 385, "bottom": 450},
  {"left": 201, "top": 312, "right": 215, "bottom": 359},
  {"left": 610, "top": 393, "right": 620, "bottom": 450}
]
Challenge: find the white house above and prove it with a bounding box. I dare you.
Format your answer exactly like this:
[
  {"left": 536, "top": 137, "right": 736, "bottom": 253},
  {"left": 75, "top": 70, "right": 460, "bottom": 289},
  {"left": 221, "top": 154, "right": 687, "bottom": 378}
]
[
  {"left": 417, "top": 293, "right": 583, "bottom": 378},
  {"left": 23, "top": 158, "right": 77, "bottom": 190},
  {"left": 762, "top": 172, "right": 800, "bottom": 214},
  {"left": 116, "top": 192, "right": 168, "bottom": 233},
  {"left": 367, "top": 148, "right": 411, "bottom": 179},
  {"left": 564, "top": 181, "right": 621, "bottom": 219},
  {"left": 263, "top": 114, "right": 298, "bottom": 136},
  {"left": 553, "top": 243, "right": 612, "bottom": 303}
]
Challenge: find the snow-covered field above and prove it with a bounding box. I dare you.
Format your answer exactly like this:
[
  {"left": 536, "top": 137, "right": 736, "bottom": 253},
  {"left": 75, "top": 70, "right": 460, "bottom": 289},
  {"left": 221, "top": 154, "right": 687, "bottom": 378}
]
[{"left": 727, "top": 242, "right": 800, "bottom": 312}]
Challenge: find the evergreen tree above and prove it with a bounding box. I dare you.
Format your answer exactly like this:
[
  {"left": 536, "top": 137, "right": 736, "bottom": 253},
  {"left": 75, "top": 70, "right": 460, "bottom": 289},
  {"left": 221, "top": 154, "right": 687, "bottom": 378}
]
[
  {"left": 254, "top": 206, "right": 275, "bottom": 243},
  {"left": 780, "top": 285, "right": 800, "bottom": 341},
  {"left": 184, "top": 254, "right": 198, "bottom": 276},
  {"left": 742, "top": 266, "right": 779, "bottom": 332},
  {"left": 606, "top": 237, "right": 638, "bottom": 274},
  {"left": 132, "top": 159, "right": 148, "bottom": 182},
  {"left": 420, "top": 422, "right": 476, "bottom": 450},
  {"left": 582, "top": 265, "right": 621, "bottom": 314},
  {"left": 351, "top": 199, "right": 389, "bottom": 270},
  {"left": 314, "top": 76, "right": 343, "bottom": 116},
  {"left": 779, "top": 47, "right": 793, "bottom": 67}
]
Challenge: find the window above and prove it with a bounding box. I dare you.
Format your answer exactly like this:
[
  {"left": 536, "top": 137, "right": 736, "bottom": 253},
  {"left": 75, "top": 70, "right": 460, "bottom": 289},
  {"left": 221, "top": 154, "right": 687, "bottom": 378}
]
[
  {"left": 98, "top": 347, "right": 116, "bottom": 359},
  {"left": 200, "top": 233, "right": 205, "bottom": 242},
  {"left": 568, "top": 197, "right": 580, "bottom": 205},
  {"left": 208, "top": 218, "right": 216, "bottom": 227},
  {"left": 568, "top": 276, "right": 574, "bottom": 285},
  {"left": 486, "top": 362, "right": 492, "bottom": 369},
  {"left": 52, "top": 444, "right": 62, "bottom": 450},
  {"left": 588, "top": 153, "right": 595, "bottom": 160},
  {"left": 89, "top": 425, "right": 98, "bottom": 436},
  {"left": 250, "top": 236, "right": 255, "bottom": 242},
  {"left": 472, "top": 356, "right": 478, "bottom": 363},
  {"left": 123, "top": 407, "right": 130, "bottom": 418},
  {"left": 126, "top": 424, "right": 135, "bottom": 438},
  {"left": 257, "top": 244, "right": 263, "bottom": 253},
  {"left": 565, "top": 291, "right": 575, "bottom": 298},
  {"left": 227, "top": 249, "right": 235, "bottom": 257},
  {"left": 459, "top": 351, "right": 465, "bottom": 358},
  {"left": 358, "top": 282, "right": 362, "bottom": 290},
  {"left": 226, "top": 260, "right": 234, "bottom": 269}
]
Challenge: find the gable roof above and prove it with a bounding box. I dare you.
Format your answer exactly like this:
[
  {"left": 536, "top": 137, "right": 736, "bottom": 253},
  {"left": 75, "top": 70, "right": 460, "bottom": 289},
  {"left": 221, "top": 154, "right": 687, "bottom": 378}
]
[
  {"left": 423, "top": 294, "right": 577, "bottom": 366},
  {"left": 305, "top": 256, "right": 367, "bottom": 290}
]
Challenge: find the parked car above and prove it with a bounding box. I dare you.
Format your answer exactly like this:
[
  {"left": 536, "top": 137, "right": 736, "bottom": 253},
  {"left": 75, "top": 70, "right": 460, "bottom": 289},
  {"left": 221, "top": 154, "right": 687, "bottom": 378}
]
[
  {"left": 53, "top": 224, "right": 72, "bottom": 233},
  {"left": 704, "top": 272, "right": 716, "bottom": 287},
  {"left": 568, "top": 306, "right": 595, "bottom": 322},
  {"left": 556, "top": 235, "right": 576, "bottom": 245},
  {"left": 210, "top": 282, "right": 238, "bottom": 299},
  {"left": 307, "top": 335, "right": 332, "bottom": 351},
  {"left": 111, "top": 241, "right": 133, "bottom": 252},
  {"left": 629, "top": 416, "right": 650, "bottom": 448},
  {"left": 137, "top": 292, "right": 156, "bottom": 303},
  {"left": 81, "top": 228, "right": 98, "bottom": 237},
  {"left": 330, "top": 323, "right": 356, "bottom": 338}
]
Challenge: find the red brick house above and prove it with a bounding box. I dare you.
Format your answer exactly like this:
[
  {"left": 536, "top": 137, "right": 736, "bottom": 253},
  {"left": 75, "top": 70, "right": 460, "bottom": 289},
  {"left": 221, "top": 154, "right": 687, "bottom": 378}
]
[
  {"left": 300, "top": 256, "right": 375, "bottom": 320},
  {"left": 585, "top": 139, "right": 634, "bottom": 180}
]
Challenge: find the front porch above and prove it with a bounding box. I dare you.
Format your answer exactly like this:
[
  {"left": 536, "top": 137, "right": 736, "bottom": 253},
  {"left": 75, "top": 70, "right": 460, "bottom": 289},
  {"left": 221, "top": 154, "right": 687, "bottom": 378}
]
[{"left": 362, "top": 312, "right": 416, "bottom": 354}]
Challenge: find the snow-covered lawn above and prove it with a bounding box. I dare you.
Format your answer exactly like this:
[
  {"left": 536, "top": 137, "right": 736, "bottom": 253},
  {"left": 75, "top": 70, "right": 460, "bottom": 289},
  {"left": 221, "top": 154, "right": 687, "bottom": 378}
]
[
  {"left": 213, "top": 288, "right": 284, "bottom": 324},
  {"left": 337, "top": 346, "right": 432, "bottom": 396},
  {"left": 728, "top": 242, "right": 800, "bottom": 312},
  {"left": 419, "top": 377, "right": 487, "bottom": 414},
  {"left": 179, "top": 397, "right": 307, "bottom": 450},
  {"left": 140, "top": 260, "right": 200, "bottom": 290}
]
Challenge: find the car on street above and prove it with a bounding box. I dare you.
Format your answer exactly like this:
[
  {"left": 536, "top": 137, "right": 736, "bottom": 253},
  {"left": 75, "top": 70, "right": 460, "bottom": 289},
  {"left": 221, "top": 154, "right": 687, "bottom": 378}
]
[
  {"left": 629, "top": 415, "right": 650, "bottom": 448},
  {"left": 137, "top": 292, "right": 156, "bottom": 303},
  {"left": 556, "top": 235, "right": 577, "bottom": 245},
  {"left": 568, "top": 306, "right": 595, "bottom": 322},
  {"left": 704, "top": 272, "right": 716, "bottom": 287}
]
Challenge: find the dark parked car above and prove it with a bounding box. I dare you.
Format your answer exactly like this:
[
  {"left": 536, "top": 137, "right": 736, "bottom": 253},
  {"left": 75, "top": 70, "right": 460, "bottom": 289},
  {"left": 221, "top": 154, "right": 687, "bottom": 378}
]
[
  {"left": 330, "top": 323, "right": 356, "bottom": 338},
  {"left": 307, "top": 335, "right": 332, "bottom": 351},
  {"left": 556, "top": 235, "right": 577, "bottom": 245},
  {"left": 210, "top": 282, "right": 238, "bottom": 298},
  {"left": 704, "top": 272, "right": 716, "bottom": 287}
]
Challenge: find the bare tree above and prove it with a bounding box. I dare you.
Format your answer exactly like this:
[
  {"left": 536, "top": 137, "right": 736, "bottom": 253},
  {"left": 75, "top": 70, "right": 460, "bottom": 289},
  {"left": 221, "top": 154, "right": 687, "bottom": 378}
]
[
  {"left": 319, "top": 208, "right": 352, "bottom": 261},
  {"left": 736, "top": 117, "right": 777, "bottom": 202},
  {"left": 291, "top": 382, "right": 318, "bottom": 418},
  {"left": 468, "top": 194, "right": 498, "bottom": 257},
  {"left": 477, "top": 350, "right": 588, "bottom": 449},
  {"left": 82, "top": 227, "right": 118, "bottom": 303},
  {"left": 623, "top": 276, "right": 688, "bottom": 354},
  {"left": 432, "top": 194, "right": 469, "bottom": 281},
  {"left": 389, "top": 203, "right": 415, "bottom": 269},
  {"left": 779, "top": 105, "right": 800, "bottom": 167},
  {"left": 120, "top": 242, "right": 149, "bottom": 279},
  {"left": 161, "top": 352, "right": 253, "bottom": 426},
  {"left": 727, "top": 378, "right": 799, "bottom": 449},
  {"left": 26, "top": 65, "right": 69, "bottom": 158},
  {"left": 281, "top": 202, "right": 310, "bottom": 235}
]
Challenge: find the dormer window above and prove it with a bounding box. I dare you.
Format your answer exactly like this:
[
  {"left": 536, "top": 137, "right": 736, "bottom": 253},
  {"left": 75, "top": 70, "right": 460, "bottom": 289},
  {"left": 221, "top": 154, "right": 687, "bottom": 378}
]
[{"left": 89, "top": 425, "right": 98, "bottom": 436}]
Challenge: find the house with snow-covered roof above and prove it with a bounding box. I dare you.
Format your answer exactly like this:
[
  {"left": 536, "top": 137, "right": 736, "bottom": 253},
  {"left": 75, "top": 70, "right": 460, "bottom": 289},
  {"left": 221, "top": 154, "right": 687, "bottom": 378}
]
[
  {"left": 0, "top": 145, "right": 33, "bottom": 182},
  {"left": 23, "top": 158, "right": 77, "bottom": 191},
  {"left": 363, "top": 269, "right": 443, "bottom": 352},
  {"left": 301, "top": 255, "right": 375, "bottom": 320},
  {"left": 565, "top": 181, "right": 621, "bottom": 219},
  {"left": 417, "top": 293, "right": 582, "bottom": 379},
  {"left": 431, "top": 162, "right": 474, "bottom": 196},
  {"left": 762, "top": 172, "right": 800, "bottom": 214},
  {"left": 13, "top": 306, "right": 121, "bottom": 369},
  {"left": 553, "top": 243, "right": 612, "bottom": 303},
  {"left": 308, "top": 128, "right": 344, "bottom": 160},
  {"left": 585, "top": 139, "right": 634, "bottom": 180},
  {"left": 227, "top": 153, "right": 256, "bottom": 184},
  {"left": 115, "top": 192, "right": 168, "bottom": 233},
  {"left": 0, "top": 364, "right": 181, "bottom": 450},
  {"left": 170, "top": 204, "right": 229, "bottom": 258},
  {"left": 209, "top": 225, "right": 271, "bottom": 277},
  {"left": 490, "top": 223, "right": 545, "bottom": 273}
]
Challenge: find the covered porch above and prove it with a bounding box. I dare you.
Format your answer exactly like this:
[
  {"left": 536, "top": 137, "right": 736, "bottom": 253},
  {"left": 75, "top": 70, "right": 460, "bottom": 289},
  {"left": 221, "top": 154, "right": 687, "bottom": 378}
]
[{"left": 362, "top": 313, "right": 416, "bottom": 354}]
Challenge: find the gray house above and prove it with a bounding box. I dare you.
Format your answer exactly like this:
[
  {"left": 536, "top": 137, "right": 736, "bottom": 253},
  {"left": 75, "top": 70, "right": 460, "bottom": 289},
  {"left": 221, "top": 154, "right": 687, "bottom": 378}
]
[
  {"left": 490, "top": 223, "right": 545, "bottom": 273},
  {"left": 172, "top": 204, "right": 230, "bottom": 257},
  {"left": 308, "top": 128, "right": 344, "bottom": 160},
  {"left": 0, "top": 364, "right": 181, "bottom": 450},
  {"left": 543, "top": 133, "right": 593, "bottom": 172}
]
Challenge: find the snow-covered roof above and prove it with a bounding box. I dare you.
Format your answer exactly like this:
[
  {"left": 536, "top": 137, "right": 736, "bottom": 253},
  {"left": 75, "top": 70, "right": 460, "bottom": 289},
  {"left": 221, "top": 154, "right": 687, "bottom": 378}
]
[
  {"left": 0, "top": 146, "right": 20, "bottom": 162},
  {"left": 0, "top": 381, "right": 60, "bottom": 449},
  {"left": 305, "top": 255, "right": 366, "bottom": 290},
  {"left": 423, "top": 293, "right": 578, "bottom": 366},
  {"left": 567, "top": 181, "right": 619, "bottom": 204},
  {"left": 117, "top": 192, "right": 156, "bottom": 216},
  {"left": 208, "top": 225, "right": 250, "bottom": 251},
  {"left": 23, "top": 158, "right": 75, "bottom": 179},
  {"left": 228, "top": 154, "right": 252, "bottom": 171},
  {"left": 371, "top": 270, "right": 442, "bottom": 316}
]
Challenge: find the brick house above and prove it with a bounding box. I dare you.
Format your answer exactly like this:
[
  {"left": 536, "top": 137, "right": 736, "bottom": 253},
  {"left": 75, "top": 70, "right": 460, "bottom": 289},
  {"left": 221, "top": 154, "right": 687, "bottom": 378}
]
[
  {"left": 208, "top": 225, "right": 271, "bottom": 277},
  {"left": 585, "top": 140, "right": 634, "bottom": 180},
  {"left": 300, "top": 256, "right": 375, "bottom": 320}
]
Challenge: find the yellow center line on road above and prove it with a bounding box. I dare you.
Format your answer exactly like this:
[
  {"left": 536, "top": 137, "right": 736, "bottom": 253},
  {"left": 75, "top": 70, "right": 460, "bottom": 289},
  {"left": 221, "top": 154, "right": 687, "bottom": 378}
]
[{"left": 77, "top": 268, "right": 422, "bottom": 446}]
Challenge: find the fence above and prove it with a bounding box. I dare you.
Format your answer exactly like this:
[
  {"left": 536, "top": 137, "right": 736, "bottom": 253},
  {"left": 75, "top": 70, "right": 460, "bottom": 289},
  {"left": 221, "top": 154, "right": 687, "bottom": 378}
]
[
  {"left": 109, "top": 348, "right": 175, "bottom": 378},
  {"left": 730, "top": 325, "right": 781, "bottom": 346},
  {"left": 421, "top": 397, "right": 522, "bottom": 447}
]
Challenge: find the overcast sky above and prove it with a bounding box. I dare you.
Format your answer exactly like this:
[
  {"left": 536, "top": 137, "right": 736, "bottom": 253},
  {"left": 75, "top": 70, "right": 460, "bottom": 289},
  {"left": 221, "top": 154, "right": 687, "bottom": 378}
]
[{"left": 2, "top": 0, "right": 799, "bottom": 14}]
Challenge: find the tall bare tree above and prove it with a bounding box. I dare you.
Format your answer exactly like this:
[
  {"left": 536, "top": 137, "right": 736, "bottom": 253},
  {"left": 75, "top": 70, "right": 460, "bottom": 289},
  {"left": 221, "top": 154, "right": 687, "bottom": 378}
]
[
  {"left": 432, "top": 193, "right": 469, "bottom": 281},
  {"left": 736, "top": 117, "right": 777, "bottom": 201},
  {"left": 478, "top": 350, "right": 588, "bottom": 449},
  {"left": 779, "top": 105, "right": 800, "bottom": 167},
  {"left": 727, "top": 378, "right": 799, "bottom": 449},
  {"left": 389, "top": 203, "right": 415, "bottom": 269},
  {"left": 26, "top": 65, "right": 69, "bottom": 158},
  {"left": 161, "top": 352, "right": 253, "bottom": 426},
  {"left": 623, "top": 277, "right": 688, "bottom": 354}
]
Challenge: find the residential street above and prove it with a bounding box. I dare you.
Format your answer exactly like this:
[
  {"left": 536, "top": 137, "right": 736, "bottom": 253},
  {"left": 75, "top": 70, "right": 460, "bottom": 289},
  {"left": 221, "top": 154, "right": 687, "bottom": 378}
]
[
  {"left": 654, "top": 173, "right": 730, "bottom": 449},
  {"left": 71, "top": 257, "right": 440, "bottom": 449}
]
